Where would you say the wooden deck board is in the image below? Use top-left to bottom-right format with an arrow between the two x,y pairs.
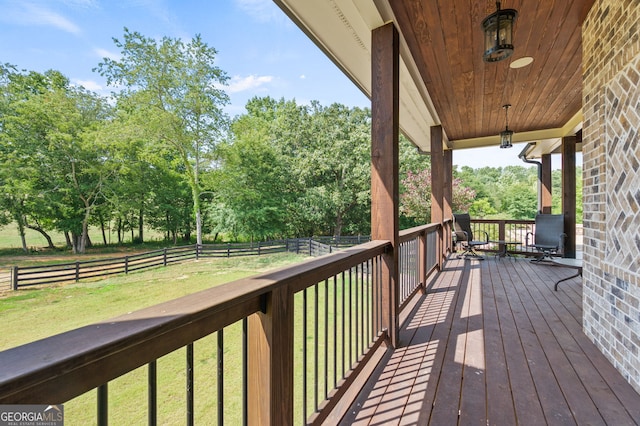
343,257 -> 640,426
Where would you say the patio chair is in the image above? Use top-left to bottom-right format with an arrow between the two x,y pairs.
453,213 -> 489,259
526,214 -> 567,262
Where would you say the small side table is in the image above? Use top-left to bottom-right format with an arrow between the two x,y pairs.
551,258 -> 583,291
490,241 -> 520,259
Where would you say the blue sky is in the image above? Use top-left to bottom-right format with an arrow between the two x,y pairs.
0,0 -> 552,168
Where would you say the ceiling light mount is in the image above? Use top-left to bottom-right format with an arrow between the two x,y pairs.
500,104 -> 514,149
482,2 -> 518,63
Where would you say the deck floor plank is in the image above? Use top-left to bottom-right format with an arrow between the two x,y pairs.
503,260 -> 592,425
522,260 -> 640,424
428,260 -> 474,426
343,257 -> 640,426
488,259 -> 548,425
458,262 -> 487,426
482,259 -> 518,425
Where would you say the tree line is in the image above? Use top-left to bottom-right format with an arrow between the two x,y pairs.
0,29 -> 576,254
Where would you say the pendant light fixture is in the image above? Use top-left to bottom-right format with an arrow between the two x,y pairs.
500,104 -> 513,149
482,2 -> 518,62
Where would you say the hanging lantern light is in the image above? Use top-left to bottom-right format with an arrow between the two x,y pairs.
482,2 -> 518,62
500,104 -> 514,148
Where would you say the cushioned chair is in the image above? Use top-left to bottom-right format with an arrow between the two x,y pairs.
453,213 -> 489,259
526,214 -> 567,262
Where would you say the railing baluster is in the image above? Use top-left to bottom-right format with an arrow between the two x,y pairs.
349,268 -> 353,368
148,361 -> 157,426
302,287 -> 308,422
217,329 -> 224,426
97,383 -> 108,426
361,262 -> 365,353
333,275 -> 338,388
314,282 -> 319,412
186,343 -> 194,426
242,318 -> 248,426
367,259 -> 374,342
341,271 -> 346,378
324,278 -> 329,399
355,265 -> 360,360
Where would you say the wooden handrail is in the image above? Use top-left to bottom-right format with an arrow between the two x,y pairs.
0,240 -> 390,405
399,223 -> 440,242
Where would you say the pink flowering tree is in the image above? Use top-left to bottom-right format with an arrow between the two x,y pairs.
400,169 -> 475,223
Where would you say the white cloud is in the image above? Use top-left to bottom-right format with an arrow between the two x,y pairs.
299,74 -> 306,80
61,0 -> 98,8
94,47 -> 121,61
234,0 -> 286,23
10,2 -> 83,34
225,74 -> 274,93
72,79 -> 103,92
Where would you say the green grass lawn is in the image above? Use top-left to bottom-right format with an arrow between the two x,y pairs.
0,221 -> 156,250
0,252 -> 311,425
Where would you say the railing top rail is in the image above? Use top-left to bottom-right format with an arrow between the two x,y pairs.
0,239 -> 390,404
399,223 -> 440,242
469,219 -> 535,224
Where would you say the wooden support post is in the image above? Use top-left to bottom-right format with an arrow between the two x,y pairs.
443,149 -> 453,255
371,22 -> 400,348
431,125 -> 445,268
541,154 -> 552,214
562,136 -> 577,258
247,286 -> 294,425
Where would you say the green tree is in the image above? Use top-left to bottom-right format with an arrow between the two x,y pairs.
469,198 -> 497,218
95,28 -> 230,245
300,102 -> 371,237
217,110 -> 289,240
400,168 -> 476,223
501,183 -> 538,219
0,66 -> 113,253
217,98 -> 372,240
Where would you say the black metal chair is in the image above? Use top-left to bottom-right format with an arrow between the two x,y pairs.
453,213 -> 489,259
526,214 -> 567,262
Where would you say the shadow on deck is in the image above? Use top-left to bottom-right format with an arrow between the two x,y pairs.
343,256 -> 640,425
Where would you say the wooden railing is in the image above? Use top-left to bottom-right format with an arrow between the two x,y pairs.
398,223 -> 440,310
0,224 -> 442,425
468,219 -> 537,256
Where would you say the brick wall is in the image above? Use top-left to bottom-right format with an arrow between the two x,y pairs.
582,0 -> 640,393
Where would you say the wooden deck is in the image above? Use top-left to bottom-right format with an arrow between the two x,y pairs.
342,256 -> 640,425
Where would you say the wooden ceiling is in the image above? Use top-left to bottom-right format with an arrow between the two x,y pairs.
274,0 -> 595,153
389,0 -> 595,144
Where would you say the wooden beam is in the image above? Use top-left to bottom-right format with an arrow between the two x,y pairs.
562,136 -> 577,258
371,22 -> 400,348
541,154 -> 552,214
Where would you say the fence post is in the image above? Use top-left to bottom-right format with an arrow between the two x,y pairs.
196,244 -> 200,260
125,256 -> 129,274
308,238 -> 312,257
227,243 -> 231,258
12,266 -> 18,291
163,248 -> 167,266
258,241 -> 261,256
75,262 -> 80,282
